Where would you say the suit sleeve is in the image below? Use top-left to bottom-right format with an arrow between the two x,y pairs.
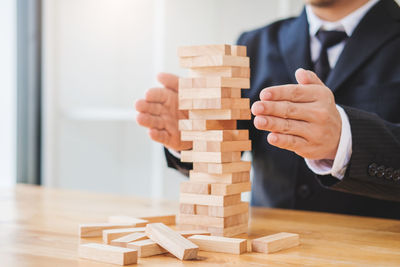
315,106 -> 400,202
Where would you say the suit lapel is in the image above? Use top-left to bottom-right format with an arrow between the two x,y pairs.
326,0 -> 400,91
278,9 -> 313,84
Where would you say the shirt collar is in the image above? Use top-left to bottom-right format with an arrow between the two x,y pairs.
306,0 -> 380,37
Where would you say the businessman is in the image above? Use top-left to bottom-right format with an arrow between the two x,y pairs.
135,0 -> 400,219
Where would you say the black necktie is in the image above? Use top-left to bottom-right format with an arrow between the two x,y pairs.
314,30 -> 348,82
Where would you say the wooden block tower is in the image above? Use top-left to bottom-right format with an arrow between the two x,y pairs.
177,44 -> 252,237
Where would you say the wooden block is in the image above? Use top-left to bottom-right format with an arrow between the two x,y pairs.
189,171 -> 250,184
180,181 -> 210,194
230,45 -> 247,57
180,193 -> 241,207
178,213 -> 248,228
139,215 -> 176,225
145,223 -> 198,260
127,239 -> 167,258
103,227 -> 146,244
180,203 -> 196,214
181,130 -> 248,142
208,223 -> 248,237
193,140 -> 251,152
179,55 -> 249,68
179,77 -> 250,89
177,230 -> 211,238
110,232 -> 148,248
251,232 -> 300,254
179,87 -> 241,99
176,224 -> 208,231
108,216 -> 148,226
79,243 -> 137,265
193,161 -> 251,174
207,202 -> 249,218
188,235 -> 246,254
189,109 -> 251,120
179,98 -> 249,110
181,151 -> 241,163
189,66 -> 250,78
79,223 -> 136,238
178,44 -> 231,57
194,205 -> 209,215
211,182 -> 252,195
179,120 -> 237,131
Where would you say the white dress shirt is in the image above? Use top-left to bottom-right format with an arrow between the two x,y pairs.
304,0 -> 379,179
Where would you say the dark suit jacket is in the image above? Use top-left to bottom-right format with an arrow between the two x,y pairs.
165,0 -> 400,219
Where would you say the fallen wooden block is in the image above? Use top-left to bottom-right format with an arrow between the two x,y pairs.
79,223 -> 136,238
180,181 -> 210,195
181,151 -> 241,163
110,232 -> 148,247
193,161 -> 251,174
179,120 -> 237,131
188,235 -> 247,254
189,66 -> 250,78
211,182 -> 252,196
179,55 -> 249,68
178,44 -> 231,57
207,223 -> 248,237
108,216 -> 148,226
179,77 -> 249,89
193,140 -> 251,152
139,215 -> 176,225
181,130 -> 248,142
178,212 -> 249,228
145,223 -> 198,260
127,239 -> 167,258
103,227 -> 146,244
179,98 -> 249,110
177,229 -> 211,238
180,193 -> 241,207
189,171 -> 250,184
178,87 -> 241,99
79,243 -> 137,265
252,232 -> 300,254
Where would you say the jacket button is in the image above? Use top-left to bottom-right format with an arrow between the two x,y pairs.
384,168 -> 394,180
368,163 -> 378,176
394,169 -> 400,182
297,184 -> 311,199
376,165 -> 385,178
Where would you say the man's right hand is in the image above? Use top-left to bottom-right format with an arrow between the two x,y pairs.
135,72 -> 192,151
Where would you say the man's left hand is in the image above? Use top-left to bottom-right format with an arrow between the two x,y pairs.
251,68 -> 341,160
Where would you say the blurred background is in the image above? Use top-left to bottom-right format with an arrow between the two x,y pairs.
1,0 -> 307,200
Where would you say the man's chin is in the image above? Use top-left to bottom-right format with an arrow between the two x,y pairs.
305,0 -> 338,7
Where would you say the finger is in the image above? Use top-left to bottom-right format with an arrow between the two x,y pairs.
267,132 -> 308,152
295,68 -> 324,85
157,72 -> 179,91
251,100 -> 315,121
148,128 -> 170,145
136,113 -> 165,130
259,84 -> 318,103
253,115 -> 311,139
135,99 -> 164,116
145,88 -> 168,103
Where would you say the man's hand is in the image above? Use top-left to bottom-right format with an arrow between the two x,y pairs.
135,73 -> 192,151
251,68 -> 341,160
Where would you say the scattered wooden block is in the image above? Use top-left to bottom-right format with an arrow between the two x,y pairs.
139,215 -> 176,225
251,232 -> 300,254
177,229 -> 211,238
230,45 -> 247,57
110,232 -> 148,248
181,151 -> 241,163
178,44 -> 231,57
179,55 -> 249,68
189,109 -> 251,120
180,181 -> 210,194
207,223 -> 248,237
79,223 -> 136,238
179,120 -> 237,131
179,87 -> 241,99
188,235 -> 247,254
193,161 -> 251,174
181,130 -> 248,142
179,77 -> 250,89
79,243 -> 137,265
211,182 -> 251,195
145,223 -> 198,260
179,98 -> 249,110
127,239 -> 167,258
178,213 -> 249,228
193,140 -> 251,152
180,193 -> 241,207
189,66 -> 250,78
108,216 -> 148,226
189,171 -> 250,184
103,227 -> 146,244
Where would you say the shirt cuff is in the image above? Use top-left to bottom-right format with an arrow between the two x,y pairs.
168,148 -> 181,159
305,105 -> 352,180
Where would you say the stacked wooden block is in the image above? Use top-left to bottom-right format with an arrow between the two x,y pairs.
177,44 -> 252,237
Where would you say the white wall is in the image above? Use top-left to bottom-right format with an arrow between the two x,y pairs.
42,0 -> 303,199
0,0 -> 16,187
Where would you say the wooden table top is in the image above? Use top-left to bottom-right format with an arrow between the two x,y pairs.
1,184 -> 400,266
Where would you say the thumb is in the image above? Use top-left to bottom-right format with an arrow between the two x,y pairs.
295,68 -> 324,85
157,72 -> 179,91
